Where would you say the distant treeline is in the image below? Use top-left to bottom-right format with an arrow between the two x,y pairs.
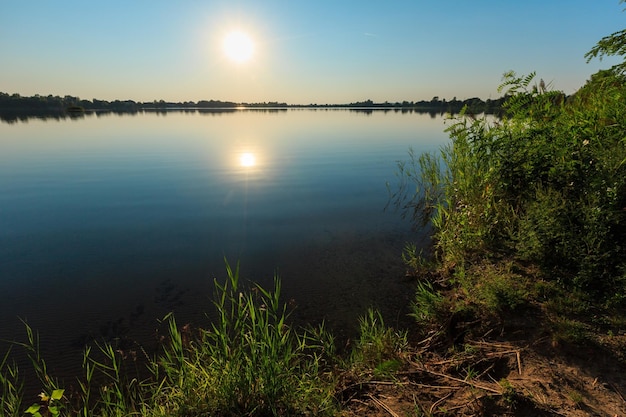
0,92 -> 507,122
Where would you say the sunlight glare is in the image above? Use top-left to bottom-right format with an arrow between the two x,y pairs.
223,31 -> 254,63
240,152 -> 256,167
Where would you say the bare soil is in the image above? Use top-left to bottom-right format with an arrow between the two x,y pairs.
338,309 -> 626,417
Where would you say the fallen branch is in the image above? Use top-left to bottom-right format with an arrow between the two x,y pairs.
338,380 -> 407,396
429,392 -> 453,415
471,341 -> 518,350
484,349 -> 521,356
427,369 -> 501,394
444,394 -> 488,412
408,360 -> 501,394
368,394 -> 400,417
407,381 -> 460,390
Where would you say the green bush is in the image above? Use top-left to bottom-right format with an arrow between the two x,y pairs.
394,65 -> 626,300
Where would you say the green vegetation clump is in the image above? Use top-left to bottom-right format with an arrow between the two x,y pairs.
348,309 -> 407,378
1,262 -> 339,417
394,69 -> 626,306
1,264 -> 419,417
154,261 -> 337,416
389,16 -> 626,357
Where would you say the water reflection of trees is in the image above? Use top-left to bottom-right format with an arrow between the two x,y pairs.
0,107 -> 487,124
1,91 -> 508,123
1,108 -> 295,123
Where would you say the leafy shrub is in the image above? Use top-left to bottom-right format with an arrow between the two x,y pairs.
394,65 -> 626,301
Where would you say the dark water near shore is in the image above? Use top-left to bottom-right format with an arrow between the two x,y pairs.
0,109 -> 448,379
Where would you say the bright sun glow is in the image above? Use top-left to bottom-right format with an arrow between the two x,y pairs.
240,152 -> 256,167
223,31 -> 254,63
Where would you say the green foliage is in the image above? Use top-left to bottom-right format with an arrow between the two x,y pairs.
350,309 -> 407,376
394,24 -> 626,325
25,389 -> 65,417
0,349 -> 23,417
154,260 -> 337,416
498,378 -> 516,405
463,262 -> 530,313
401,243 -> 433,275
0,262 -> 338,417
585,1 -> 626,75
395,63 -> 626,301
391,111 -> 512,267
409,281 -> 447,324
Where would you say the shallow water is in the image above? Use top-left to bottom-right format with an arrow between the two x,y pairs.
0,109 -> 448,377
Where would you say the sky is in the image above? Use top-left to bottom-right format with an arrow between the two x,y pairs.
1,1 -> 624,104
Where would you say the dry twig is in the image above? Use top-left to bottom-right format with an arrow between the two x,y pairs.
368,395 -> 400,417
429,392 -> 453,415
408,360 -> 501,394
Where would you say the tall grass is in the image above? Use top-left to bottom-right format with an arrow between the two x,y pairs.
391,112 -> 510,268
1,261 -> 338,416
349,309 -> 407,378
154,260 -> 337,416
0,348 -> 23,417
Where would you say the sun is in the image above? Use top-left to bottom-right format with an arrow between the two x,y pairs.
239,152 -> 256,167
222,30 -> 254,63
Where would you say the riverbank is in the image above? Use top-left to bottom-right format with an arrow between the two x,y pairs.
339,259 -> 626,417
4,257 -> 626,416
5,22 -> 626,417
363,35 -> 626,414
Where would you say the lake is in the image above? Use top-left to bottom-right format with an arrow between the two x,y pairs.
0,109 -> 449,378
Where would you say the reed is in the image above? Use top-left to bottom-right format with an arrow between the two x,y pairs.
153,260 -> 337,416
1,260 -> 338,417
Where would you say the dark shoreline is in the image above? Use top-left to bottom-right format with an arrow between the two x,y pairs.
0,90 -> 508,124
0,105 -> 501,124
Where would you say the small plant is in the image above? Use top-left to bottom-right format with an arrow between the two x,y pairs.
499,378 -> 516,405
351,308 -> 407,375
373,359 -> 402,378
0,349 -> 23,417
567,389 -> 584,406
459,262 -> 530,314
25,389 -> 64,417
402,243 -> 434,275
411,394 -> 431,417
463,365 -> 477,381
409,280 -> 446,324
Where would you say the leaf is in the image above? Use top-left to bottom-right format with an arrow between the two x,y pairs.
51,388 -> 64,400
25,403 -> 41,414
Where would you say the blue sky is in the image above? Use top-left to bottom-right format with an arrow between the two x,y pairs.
1,1 -> 624,104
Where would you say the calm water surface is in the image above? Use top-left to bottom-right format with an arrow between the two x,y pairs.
0,109 -> 448,376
